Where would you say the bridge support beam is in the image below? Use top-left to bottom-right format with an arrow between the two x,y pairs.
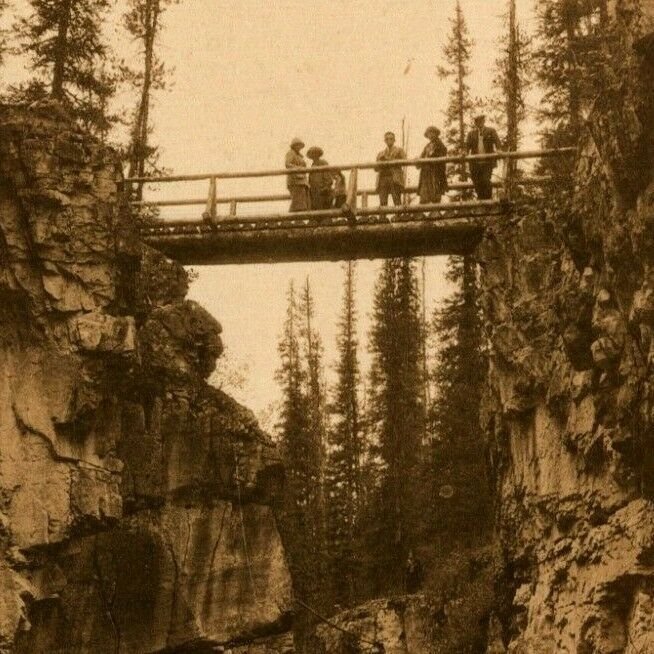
143,217 -> 487,265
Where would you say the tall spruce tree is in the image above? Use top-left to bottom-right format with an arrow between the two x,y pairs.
367,258 -> 425,592
487,0 -> 531,189
533,0 -> 610,147
433,2 -> 486,548
276,280 -> 326,648
122,0 -> 179,197
0,1 -> 8,70
325,262 -> 363,608
12,0 -> 116,134
438,0 -> 474,180
429,257 -> 489,552
494,0 -> 530,152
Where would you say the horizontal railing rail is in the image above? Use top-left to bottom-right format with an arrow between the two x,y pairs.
127,148 -> 575,225
130,177 -> 552,209
124,148 -> 576,184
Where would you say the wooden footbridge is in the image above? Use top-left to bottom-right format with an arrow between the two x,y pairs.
127,148 -> 575,265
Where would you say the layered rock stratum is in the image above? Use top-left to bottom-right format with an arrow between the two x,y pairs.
479,9 -> 654,654
0,104 -> 292,654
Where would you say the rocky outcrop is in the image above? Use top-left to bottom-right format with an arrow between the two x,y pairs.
310,586 -> 495,654
479,11 -> 654,653
0,104 -> 292,653
311,595 -> 441,653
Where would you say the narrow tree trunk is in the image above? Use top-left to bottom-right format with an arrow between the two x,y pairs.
456,1 -> 467,181
506,0 -> 519,182
128,0 -> 161,199
51,0 -> 73,99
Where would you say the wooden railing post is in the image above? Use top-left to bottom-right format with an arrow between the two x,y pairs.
343,168 -> 358,224
361,191 -> 368,209
203,176 -> 217,223
229,200 -> 237,217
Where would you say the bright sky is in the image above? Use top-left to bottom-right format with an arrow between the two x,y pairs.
3,0 -> 538,423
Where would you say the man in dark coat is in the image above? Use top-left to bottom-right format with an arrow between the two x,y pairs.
306,146 -> 334,210
285,137 -> 310,212
417,126 -> 448,204
465,115 -> 502,200
375,131 -> 406,207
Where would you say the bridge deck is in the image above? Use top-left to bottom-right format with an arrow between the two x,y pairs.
141,205 -> 498,265
131,148 -> 573,265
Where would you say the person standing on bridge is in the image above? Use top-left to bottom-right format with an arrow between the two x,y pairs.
375,131 -> 406,207
417,126 -> 448,205
306,146 -> 334,210
285,137 -> 310,212
465,115 -> 502,200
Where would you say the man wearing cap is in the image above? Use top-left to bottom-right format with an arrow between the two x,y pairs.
465,115 -> 502,200
417,126 -> 448,205
306,146 -> 334,210
375,131 -> 407,207
285,138 -> 310,212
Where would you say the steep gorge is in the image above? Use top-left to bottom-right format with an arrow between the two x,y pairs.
1,6 -> 654,652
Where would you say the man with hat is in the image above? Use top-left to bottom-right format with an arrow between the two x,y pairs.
465,115 -> 502,200
285,138 -> 310,212
306,146 -> 334,210
417,126 -> 448,205
375,131 -> 407,208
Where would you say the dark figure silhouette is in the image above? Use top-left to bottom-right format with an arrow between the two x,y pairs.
404,550 -> 424,594
465,115 -> 502,200
417,125 -> 448,204
375,131 -> 406,207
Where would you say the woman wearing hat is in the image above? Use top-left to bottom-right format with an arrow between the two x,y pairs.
285,138 -> 310,212
417,126 -> 448,205
306,146 -> 334,210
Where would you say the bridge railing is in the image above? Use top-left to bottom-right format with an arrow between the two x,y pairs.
125,148 -> 576,225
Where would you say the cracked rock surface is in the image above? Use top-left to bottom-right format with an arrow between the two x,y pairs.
479,15 -> 654,653
0,104 -> 291,653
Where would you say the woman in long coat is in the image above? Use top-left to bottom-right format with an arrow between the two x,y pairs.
417,126 -> 448,204
285,137 -> 310,212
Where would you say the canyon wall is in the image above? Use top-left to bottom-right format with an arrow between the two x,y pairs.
480,10 -> 654,653
0,103 -> 292,654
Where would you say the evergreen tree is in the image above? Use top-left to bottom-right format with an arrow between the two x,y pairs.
325,262 -> 363,608
367,258 -> 425,592
428,2 -> 490,554
533,0 -> 610,147
429,257 -> 489,552
494,0 -> 530,153
487,0 -> 531,191
438,0 -> 474,180
12,0 -> 116,135
122,0 -> 179,198
0,1 -> 8,70
276,280 -> 326,648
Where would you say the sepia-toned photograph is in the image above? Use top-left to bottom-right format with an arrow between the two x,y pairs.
0,0 -> 653,652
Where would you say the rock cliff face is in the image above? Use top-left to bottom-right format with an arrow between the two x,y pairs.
479,12 -> 654,654
0,104 -> 292,653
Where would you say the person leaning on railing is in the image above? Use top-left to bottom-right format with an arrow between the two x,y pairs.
285,137 -> 310,212
417,126 -> 448,204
